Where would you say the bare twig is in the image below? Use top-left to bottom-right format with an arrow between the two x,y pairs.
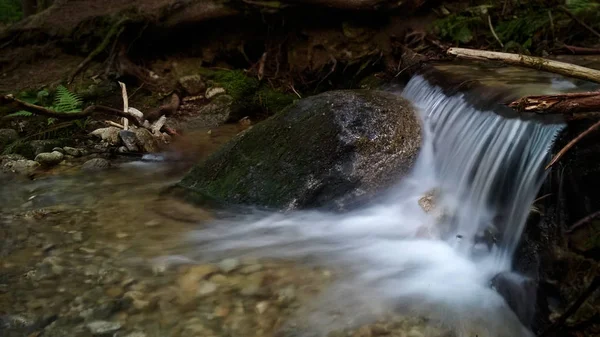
559,6 -> 600,40
258,52 -> 267,81
119,81 -> 130,130
566,210 -> 600,233
546,119 -> 600,170
105,120 -> 125,128
290,85 -> 302,98
487,15 -> 504,48
548,10 -> 555,42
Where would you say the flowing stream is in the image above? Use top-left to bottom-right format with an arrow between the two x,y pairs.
0,66 -> 587,337
185,75 -> 565,337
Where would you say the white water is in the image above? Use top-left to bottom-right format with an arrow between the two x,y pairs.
184,75 -> 564,337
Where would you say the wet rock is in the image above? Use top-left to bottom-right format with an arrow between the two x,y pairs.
133,128 -> 159,153
239,264 -> 263,274
170,95 -> 233,130
63,147 -> 83,157
1,159 -> 39,175
124,332 -> 147,337
86,320 -> 122,336
0,129 -> 18,151
81,158 -> 111,171
255,301 -> 269,314
196,281 -> 218,297
30,139 -> 72,156
178,90 -> 421,210
179,75 -> 206,96
52,147 -> 64,153
91,127 -> 121,145
119,130 -> 140,152
218,258 -> 240,273
34,151 -> 64,167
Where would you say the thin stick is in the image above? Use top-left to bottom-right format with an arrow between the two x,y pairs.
566,209 -> 600,233
119,81 -> 129,130
488,15 -> 504,48
546,119 -> 600,170
548,10 -> 555,42
105,120 -> 125,128
290,85 -> 302,98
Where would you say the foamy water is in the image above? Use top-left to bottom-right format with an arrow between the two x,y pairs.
182,76 -> 564,337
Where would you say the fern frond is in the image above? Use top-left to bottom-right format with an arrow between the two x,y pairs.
5,110 -> 33,117
52,85 -> 83,113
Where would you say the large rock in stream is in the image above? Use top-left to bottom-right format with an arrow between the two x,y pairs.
177,90 -> 421,209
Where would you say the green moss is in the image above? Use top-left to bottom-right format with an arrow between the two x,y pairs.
199,68 -> 294,115
254,87 -> 295,114
0,0 -> 22,24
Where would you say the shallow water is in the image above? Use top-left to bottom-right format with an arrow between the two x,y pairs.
0,64 -> 591,337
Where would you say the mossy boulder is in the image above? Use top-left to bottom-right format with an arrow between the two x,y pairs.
177,89 -> 421,210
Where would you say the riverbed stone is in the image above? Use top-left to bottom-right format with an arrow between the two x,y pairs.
133,128 -> 159,153
119,130 -> 140,152
86,320 -> 122,336
63,146 -> 83,157
179,74 -> 206,96
81,158 -> 111,171
35,151 -> 65,166
177,90 -> 421,209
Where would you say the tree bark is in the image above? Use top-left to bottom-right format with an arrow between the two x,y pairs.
507,91 -> 600,120
447,47 -> 600,84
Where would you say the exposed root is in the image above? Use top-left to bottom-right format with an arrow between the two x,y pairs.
566,210 -> 600,233
546,119 -> 600,170
145,94 -> 181,122
68,18 -> 129,84
1,94 -> 145,126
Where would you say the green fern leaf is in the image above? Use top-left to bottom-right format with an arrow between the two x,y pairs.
52,85 -> 83,113
5,110 -> 33,117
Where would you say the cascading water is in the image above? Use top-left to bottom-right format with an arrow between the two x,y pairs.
183,75 -> 564,337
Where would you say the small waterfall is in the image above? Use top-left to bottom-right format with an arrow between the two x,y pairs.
184,75 -> 564,337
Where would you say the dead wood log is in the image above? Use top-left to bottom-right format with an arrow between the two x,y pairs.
447,47 -> 600,84
507,92 -> 600,120
546,119 -> 600,170
0,94 -> 144,126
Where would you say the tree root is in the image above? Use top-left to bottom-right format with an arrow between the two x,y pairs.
1,94 -> 144,126
567,209 -> 600,233
68,18 -> 129,84
546,119 -> 600,170
145,94 -> 181,122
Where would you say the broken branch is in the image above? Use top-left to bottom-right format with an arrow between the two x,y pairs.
447,47 -> 600,84
507,91 -> 600,118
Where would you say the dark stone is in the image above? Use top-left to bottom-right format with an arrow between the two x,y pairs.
118,130 -> 139,152
81,158 -> 111,171
177,89 -> 421,210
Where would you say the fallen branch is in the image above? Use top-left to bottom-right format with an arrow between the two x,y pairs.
119,81 -> 130,130
546,119 -> 600,170
507,91 -> 600,118
447,47 -> 600,84
1,94 -> 144,126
